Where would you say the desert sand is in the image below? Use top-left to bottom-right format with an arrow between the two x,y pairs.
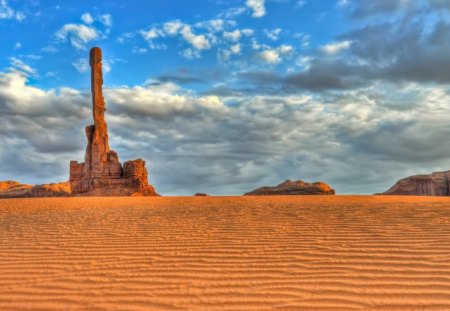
1,196 -> 450,310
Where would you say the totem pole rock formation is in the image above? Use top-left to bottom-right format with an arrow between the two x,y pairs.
69,47 -> 158,196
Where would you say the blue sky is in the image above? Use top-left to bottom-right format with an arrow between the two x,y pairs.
2,0 -> 450,195
1,0 -> 352,90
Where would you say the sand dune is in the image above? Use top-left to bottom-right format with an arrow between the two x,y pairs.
1,196 -> 450,310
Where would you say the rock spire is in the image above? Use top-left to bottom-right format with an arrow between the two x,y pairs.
70,47 -> 158,196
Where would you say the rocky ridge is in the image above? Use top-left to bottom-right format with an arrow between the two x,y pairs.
0,181 -> 71,198
244,180 -> 336,196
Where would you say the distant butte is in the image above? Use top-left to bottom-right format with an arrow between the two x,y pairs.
69,47 -> 158,196
244,180 -> 336,196
382,171 -> 450,196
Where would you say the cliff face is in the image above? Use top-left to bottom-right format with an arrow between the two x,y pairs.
244,180 -> 336,196
383,171 -> 450,196
69,47 -> 158,197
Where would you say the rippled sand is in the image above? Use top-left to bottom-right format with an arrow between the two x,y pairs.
1,196 -> 450,310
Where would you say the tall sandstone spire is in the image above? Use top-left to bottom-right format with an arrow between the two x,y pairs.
70,47 -> 158,196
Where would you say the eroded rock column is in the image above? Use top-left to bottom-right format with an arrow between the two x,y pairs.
88,47 -> 110,178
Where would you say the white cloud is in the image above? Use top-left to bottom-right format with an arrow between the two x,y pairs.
221,44 -> 242,61
195,19 -> 226,32
246,0 -> 266,17
181,48 -> 201,59
14,42 -> 21,49
337,0 -> 349,6
72,58 -> 89,73
320,40 -> 353,55
180,25 -> 210,50
0,0 -> 24,21
259,49 -> 281,64
294,32 -> 311,48
259,45 -> 294,64
141,20 -> 213,55
223,29 -> 254,41
132,47 -> 147,54
230,44 -> 241,54
163,21 -> 183,35
9,57 -> 36,76
264,28 -> 282,41
73,56 -> 119,73
99,14 -> 112,27
15,11 -> 24,21
81,13 -> 94,24
219,7 -> 247,19
3,67 -> 450,195
141,27 -> 164,40
56,12 -> 112,49
102,60 -> 112,73
279,44 -> 294,54
55,24 -> 99,50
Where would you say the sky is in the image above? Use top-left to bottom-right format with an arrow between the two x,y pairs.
1,0 -> 450,195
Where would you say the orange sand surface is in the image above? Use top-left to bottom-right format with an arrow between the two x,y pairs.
1,196 -> 450,310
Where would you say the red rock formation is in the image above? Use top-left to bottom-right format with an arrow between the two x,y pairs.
0,181 -> 70,198
244,180 -> 336,196
70,47 -> 158,196
382,171 -> 450,196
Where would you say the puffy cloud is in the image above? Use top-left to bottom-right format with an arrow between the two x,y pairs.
195,19 -> 226,32
163,20 -> 184,35
3,68 -> 450,194
55,13 -> 112,49
55,24 -> 99,49
246,0 -> 266,18
0,0 -> 25,21
99,14 -> 113,27
264,28 -> 282,41
258,45 -> 293,64
259,49 -> 281,64
223,29 -> 254,41
141,20 -> 212,54
320,40 -> 352,55
81,13 -> 94,24
180,25 -> 211,50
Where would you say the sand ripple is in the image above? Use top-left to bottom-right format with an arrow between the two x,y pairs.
1,196 -> 450,310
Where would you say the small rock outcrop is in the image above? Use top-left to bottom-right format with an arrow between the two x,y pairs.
70,47 -> 158,196
244,180 -> 336,196
194,193 -> 209,196
0,181 -> 71,198
382,171 -> 450,196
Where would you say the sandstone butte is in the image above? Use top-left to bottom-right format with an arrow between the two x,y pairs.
69,47 -> 158,197
244,180 -> 336,196
0,47 -> 158,198
382,171 -> 450,196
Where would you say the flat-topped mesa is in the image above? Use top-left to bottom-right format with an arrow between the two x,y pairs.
70,47 -> 158,196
